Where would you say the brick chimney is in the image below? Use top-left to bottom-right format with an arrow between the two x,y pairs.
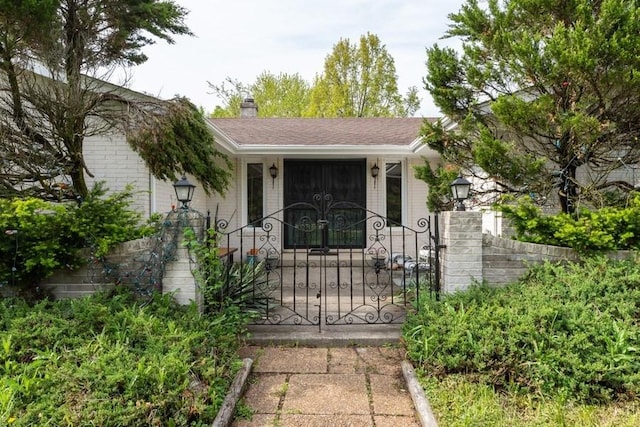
240,98 -> 258,118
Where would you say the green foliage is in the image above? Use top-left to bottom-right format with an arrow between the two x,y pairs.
413,162 -> 460,212
0,0 -> 194,200
128,97 -> 232,196
0,184 -> 158,293
404,257 -> 640,403
72,183 -> 160,257
0,288 -> 245,425
0,198 -> 75,293
420,373 -> 640,426
183,228 -> 267,319
308,32 -> 418,117
209,72 -> 311,118
208,33 -> 420,118
423,0 -> 640,212
498,195 -> 640,253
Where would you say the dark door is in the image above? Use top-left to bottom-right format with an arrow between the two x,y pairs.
284,159 -> 366,249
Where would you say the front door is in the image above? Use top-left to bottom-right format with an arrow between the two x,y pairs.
283,159 -> 366,249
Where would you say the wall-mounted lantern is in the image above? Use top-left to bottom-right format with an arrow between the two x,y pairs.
371,163 -> 380,188
269,163 -> 278,188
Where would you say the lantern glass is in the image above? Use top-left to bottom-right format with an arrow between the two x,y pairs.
173,176 -> 196,208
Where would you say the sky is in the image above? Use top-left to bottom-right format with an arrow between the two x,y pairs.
125,0 -> 466,118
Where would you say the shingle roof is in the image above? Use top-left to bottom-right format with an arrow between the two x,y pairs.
208,117 -> 434,146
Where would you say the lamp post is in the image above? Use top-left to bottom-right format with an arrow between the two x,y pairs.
173,175 -> 196,210
450,174 -> 471,211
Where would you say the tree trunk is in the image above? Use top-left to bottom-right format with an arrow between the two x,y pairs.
558,164 -> 577,214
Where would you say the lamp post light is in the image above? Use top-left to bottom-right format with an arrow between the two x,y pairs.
450,174 -> 472,211
173,175 -> 196,210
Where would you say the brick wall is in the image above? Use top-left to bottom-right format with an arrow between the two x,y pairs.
440,211 -> 635,292
42,211 -> 206,306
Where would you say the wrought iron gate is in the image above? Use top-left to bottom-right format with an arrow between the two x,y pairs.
215,193 -> 440,330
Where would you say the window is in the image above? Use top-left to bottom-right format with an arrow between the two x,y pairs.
386,162 -> 402,226
247,163 -> 263,226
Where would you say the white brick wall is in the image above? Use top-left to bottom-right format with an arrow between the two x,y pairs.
84,131 -> 152,216
162,246 -> 199,306
441,211 -> 484,293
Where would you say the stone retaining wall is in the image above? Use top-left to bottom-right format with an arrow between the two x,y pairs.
482,234 -> 579,285
41,237 -> 155,299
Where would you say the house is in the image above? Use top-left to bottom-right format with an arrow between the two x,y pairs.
84,98 -> 441,260
206,100 -> 440,258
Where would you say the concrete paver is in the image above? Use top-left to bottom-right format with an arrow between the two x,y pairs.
231,346 -> 421,427
252,347 -> 328,374
284,373 -> 370,414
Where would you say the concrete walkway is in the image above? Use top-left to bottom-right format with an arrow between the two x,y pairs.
231,345 -> 422,427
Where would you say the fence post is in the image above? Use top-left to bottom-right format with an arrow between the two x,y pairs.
440,211 -> 483,293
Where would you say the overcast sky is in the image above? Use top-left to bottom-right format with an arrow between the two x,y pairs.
125,0 -> 466,117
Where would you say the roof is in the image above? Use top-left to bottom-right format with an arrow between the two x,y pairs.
208,117 -> 433,146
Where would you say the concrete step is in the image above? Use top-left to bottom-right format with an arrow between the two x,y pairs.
246,323 -> 403,347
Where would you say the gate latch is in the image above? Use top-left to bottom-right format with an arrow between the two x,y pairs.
317,219 -> 328,229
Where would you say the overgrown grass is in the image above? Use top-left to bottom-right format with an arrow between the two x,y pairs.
420,374 -> 640,427
0,288 -> 247,426
404,257 -> 640,426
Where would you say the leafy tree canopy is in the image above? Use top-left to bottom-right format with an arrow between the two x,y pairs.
127,97 -> 232,195
420,0 -> 640,213
209,33 -> 420,118
308,32 -> 419,118
0,0 -> 230,200
209,72 -> 311,118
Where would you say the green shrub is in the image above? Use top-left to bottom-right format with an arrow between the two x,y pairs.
497,195 -> 640,253
0,288 -> 245,426
71,183 -> 161,257
404,257 -> 640,403
0,183 -> 159,295
0,198 -> 78,292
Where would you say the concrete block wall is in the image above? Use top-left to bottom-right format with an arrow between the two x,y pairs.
441,211 -> 582,292
41,238 -> 155,299
440,211 -> 638,292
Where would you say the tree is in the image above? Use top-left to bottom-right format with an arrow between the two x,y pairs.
421,0 -> 640,213
209,33 -> 420,119
307,32 -> 420,118
208,72 -> 310,118
0,0 -> 231,201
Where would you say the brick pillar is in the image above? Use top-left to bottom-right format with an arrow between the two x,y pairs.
441,211 -> 483,293
162,210 -> 205,308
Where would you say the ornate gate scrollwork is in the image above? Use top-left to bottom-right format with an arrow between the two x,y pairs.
214,193 -> 440,330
